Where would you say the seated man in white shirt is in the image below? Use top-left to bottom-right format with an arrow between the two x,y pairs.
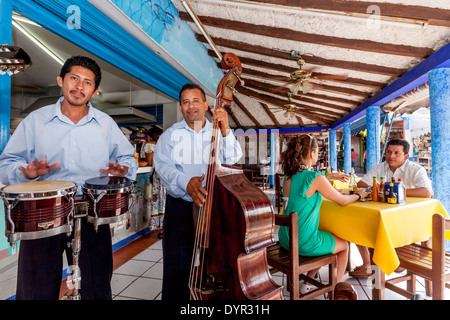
357,138 -> 432,197
349,138 -> 432,277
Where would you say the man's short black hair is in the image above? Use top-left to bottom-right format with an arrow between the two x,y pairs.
59,56 -> 102,89
179,83 -> 206,103
386,138 -> 410,154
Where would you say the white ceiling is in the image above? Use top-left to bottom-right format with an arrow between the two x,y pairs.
173,0 -> 450,129
10,13 -> 174,122
9,1 -> 450,131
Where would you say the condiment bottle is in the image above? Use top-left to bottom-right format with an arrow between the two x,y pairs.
378,177 -> 385,202
387,182 -> 397,204
372,176 -> 378,201
349,167 -> 357,194
397,178 -> 405,203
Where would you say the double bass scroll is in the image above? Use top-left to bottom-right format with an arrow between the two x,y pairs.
188,53 -> 283,300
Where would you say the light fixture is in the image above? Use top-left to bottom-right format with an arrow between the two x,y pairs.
12,19 -> 65,66
181,0 -> 223,60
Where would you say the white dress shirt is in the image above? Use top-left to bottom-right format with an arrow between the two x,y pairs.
361,160 -> 432,191
0,97 -> 137,189
154,118 -> 243,202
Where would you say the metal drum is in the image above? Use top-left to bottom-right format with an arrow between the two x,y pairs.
82,176 -> 133,229
1,180 -> 77,244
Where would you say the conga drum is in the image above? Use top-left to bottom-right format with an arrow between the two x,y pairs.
82,176 -> 133,229
0,180 -> 77,244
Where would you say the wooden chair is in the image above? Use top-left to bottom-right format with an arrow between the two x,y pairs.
267,212 -> 338,300
274,173 -> 284,213
251,169 -> 267,190
385,213 -> 450,300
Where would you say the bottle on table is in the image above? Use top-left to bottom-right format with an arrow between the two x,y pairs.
378,176 -> 385,202
387,182 -> 397,204
397,178 -> 406,203
349,167 -> 357,194
372,176 -> 378,201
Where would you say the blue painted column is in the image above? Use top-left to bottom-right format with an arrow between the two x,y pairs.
329,130 -> 337,171
269,131 -> 275,188
366,106 -> 380,172
343,123 -> 351,174
429,68 -> 450,212
0,0 -> 12,153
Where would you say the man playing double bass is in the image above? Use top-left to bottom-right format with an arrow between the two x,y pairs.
154,83 -> 242,300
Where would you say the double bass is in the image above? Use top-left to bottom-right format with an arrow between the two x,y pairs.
188,53 -> 283,300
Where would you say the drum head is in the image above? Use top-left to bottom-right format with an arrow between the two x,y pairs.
2,180 -> 77,198
83,176 -> 132,190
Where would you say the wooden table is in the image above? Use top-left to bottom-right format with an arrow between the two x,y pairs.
319,197 -> 448,299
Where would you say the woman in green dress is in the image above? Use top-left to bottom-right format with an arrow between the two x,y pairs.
278,135 -> 370,287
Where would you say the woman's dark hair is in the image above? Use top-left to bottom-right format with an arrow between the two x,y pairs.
386,138 -> 410,154
59,56 -> 102,89
179,83 -> 206,102
148,127 -> 162,140
281,135 -> 318,177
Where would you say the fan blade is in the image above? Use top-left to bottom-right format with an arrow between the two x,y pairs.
271,85 -> 290,93
289,82 -> 303,94
271,75 -> 293,82
315,74 -> 348,81
302,81 -> 314,94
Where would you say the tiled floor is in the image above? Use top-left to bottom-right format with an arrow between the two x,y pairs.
111,233 -> 163,300
107,228 -> 447,301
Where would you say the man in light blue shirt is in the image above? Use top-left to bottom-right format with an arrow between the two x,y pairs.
0,97 -> 137,187
154,83 -> 242,300
0,56 -> 137,300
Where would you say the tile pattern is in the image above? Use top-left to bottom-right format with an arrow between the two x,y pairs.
112,234 -> 163,300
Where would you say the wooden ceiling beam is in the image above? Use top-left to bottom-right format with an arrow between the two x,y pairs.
238,64 -> 383,89
295,116 -> 305,126
236,85 -> 337,125
237,54 -> 383,89
223,105 -> 242,128
297,91 -> 361,106
197,34 -> 405,77
180,12 -> 432,57
233,96 -> 262,127
242,69 -> 361,105
210,50 -> 379,96
243,78 -> 352,112
245,0 -> 450,27
260,102 -> 282,127
240,83 -> 346,118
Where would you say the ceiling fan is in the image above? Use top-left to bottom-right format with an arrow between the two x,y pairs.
274,51 -> 348,95
273,93 -> 299,120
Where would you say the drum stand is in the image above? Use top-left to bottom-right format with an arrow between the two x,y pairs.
62,201 -> 87,300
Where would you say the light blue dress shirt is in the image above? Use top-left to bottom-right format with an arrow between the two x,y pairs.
154,118 -> 243,202
0,97 -> 138,190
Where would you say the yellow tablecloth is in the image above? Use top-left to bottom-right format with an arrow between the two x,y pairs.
319,197 -> 448,275
329,177 -> 361,189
